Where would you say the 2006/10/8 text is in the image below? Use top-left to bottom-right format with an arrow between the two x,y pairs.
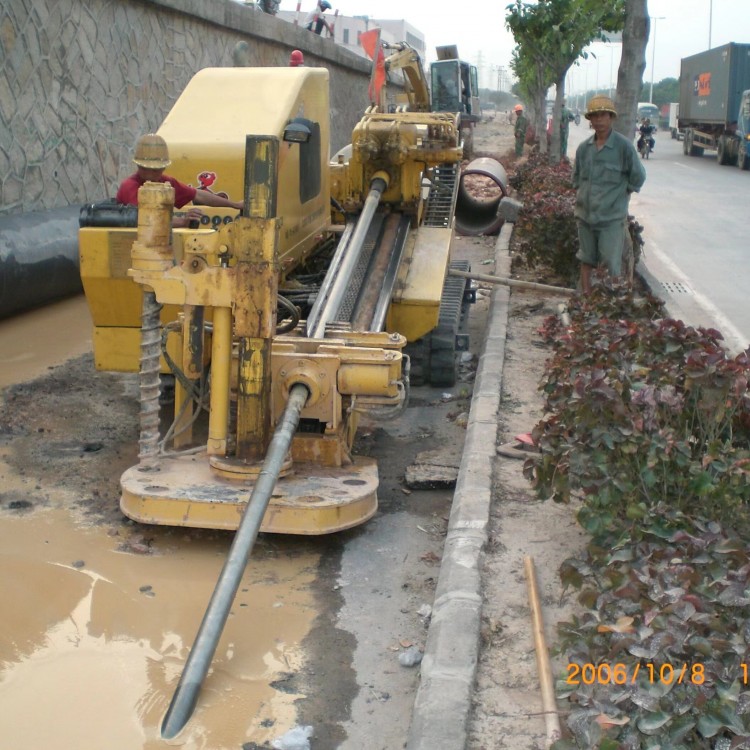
564,662 -> 742,686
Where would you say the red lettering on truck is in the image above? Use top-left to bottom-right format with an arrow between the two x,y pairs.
693,72 -> 712,96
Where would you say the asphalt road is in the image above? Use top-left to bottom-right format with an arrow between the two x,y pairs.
568,121 -> 750,352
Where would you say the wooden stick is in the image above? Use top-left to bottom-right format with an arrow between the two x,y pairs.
449,268 -> 575,296
524,555 -> 562,747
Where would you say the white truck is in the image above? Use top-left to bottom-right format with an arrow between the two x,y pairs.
668,102 -> 682,140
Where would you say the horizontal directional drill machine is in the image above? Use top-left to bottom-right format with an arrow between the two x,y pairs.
79,65 -> 472,537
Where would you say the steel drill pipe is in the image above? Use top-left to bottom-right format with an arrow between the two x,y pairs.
161,382 -> 310,739
308,172 -> 389,338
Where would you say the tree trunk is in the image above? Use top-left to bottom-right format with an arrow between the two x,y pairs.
536,63 -> 548,154
614,0 -> 649,139
548,75 -> 566,164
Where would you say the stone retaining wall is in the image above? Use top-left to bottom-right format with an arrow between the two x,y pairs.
0,0 -> 375,217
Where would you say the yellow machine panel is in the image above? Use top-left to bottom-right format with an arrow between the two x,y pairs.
159,67 -> 331,267
80,67 -> 333,373
387,226 -> 454,342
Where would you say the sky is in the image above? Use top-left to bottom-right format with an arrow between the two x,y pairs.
278,0 -> 750,94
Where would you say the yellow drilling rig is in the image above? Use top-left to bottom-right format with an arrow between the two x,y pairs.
79,61 -> 472,537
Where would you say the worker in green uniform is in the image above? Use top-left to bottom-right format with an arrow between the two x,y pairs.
513,104 -> 528,157
572,96 -> 646,294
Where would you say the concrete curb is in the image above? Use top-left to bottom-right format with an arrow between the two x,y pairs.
635,261 -> 682,324
406,223 -> 513,750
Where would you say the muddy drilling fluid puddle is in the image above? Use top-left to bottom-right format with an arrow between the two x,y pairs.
0,504 -> 320,749
0,295 -> 93,390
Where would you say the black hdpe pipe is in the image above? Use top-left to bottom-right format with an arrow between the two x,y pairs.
161,382 -> 310,740
79,199 -> 138,228
0,206 -> 84,319
454,157 -> 508,236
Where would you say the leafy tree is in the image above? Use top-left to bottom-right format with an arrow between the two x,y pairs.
479,87 -> 518,110
641,77 -> 679,109
506,0 -> 625,162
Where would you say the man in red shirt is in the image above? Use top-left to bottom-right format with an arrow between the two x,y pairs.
116,134 -> 243,227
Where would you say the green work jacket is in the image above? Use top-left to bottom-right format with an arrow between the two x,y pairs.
514,114 -> 528,139
572,128 -> 646,227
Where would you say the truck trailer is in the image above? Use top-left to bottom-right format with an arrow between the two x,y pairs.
678,42 -> 750,169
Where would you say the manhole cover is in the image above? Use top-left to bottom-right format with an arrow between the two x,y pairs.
660,281 -> 693,294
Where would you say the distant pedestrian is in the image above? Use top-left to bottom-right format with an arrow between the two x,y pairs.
560,100 -> 575,156
304,0 -> 333,36
513,104 -> 528,157
572,96 -> 646,294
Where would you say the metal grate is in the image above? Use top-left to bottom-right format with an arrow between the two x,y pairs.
660,281 -> 693,295
423,163 -> 459,228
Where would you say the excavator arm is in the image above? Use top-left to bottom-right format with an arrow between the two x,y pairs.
382,42 -> 431,112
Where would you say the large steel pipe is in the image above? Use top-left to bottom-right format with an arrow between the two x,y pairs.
0,206 -> 82,319
454,158 -> 508,236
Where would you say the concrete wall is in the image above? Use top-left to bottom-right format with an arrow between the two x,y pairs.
0,0 -> 378,217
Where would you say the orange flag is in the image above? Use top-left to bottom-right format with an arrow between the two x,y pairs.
359,28 -> 386,107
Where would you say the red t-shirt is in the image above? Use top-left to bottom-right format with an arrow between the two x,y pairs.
116,174 -> 197,209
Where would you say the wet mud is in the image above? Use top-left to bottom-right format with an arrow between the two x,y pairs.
0,224 -> 491,747
0,310 -> 326,748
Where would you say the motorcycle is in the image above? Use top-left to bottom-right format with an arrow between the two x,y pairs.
637,135 -> 654,160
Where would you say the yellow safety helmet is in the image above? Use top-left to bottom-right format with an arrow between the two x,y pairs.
585,95 -> 617,119
133,133 -> 171,169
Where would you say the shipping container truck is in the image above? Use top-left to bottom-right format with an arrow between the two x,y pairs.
678,42 -> 750,169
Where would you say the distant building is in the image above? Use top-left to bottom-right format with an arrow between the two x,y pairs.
276,10 -> 426,61
368,19 -> 426,59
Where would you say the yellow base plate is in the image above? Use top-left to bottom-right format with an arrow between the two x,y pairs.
120,454 -> 378,535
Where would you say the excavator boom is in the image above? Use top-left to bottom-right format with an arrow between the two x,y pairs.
383,42 -> 431,112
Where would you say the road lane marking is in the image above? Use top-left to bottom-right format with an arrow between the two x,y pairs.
674,162 -> 699,171
647,238 -> 748,353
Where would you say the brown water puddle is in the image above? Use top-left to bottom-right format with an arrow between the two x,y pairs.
0,295 -> 93,389
0,502 -> 319,749
0,296 -> 321,747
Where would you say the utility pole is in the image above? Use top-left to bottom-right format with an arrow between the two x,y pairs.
649,17 -> 666,104
475,50 -> 485,88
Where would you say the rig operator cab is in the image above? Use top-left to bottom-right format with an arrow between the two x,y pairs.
430,45 -> 480,157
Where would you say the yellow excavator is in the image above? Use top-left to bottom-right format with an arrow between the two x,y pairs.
381,41 -> 481,157
79,63 -> 471,537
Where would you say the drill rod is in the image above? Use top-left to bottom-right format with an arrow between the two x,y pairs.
448,268 -> 574,296
161,382 -> 310,739
308,175 -> 388,338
